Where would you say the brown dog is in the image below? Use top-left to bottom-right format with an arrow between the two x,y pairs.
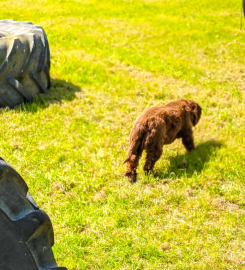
124,99 -> 202,183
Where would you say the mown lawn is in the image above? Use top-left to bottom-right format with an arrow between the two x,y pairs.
1,0 -> 245,269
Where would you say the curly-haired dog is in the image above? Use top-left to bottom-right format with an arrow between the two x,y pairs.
124,99 -> 202,183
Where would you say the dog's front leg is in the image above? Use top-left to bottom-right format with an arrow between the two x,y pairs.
181,128 -> 195,152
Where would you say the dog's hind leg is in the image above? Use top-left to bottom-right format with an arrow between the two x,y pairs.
125,145 -> 143,183
124,124 -> 145,183
143,127 -> 165,174
144,144 -> 163,174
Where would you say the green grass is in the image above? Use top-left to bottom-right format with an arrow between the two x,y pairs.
1,0 -> 245,269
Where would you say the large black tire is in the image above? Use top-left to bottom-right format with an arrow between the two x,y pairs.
0,20 -> 51,108
0,158 -> 67,270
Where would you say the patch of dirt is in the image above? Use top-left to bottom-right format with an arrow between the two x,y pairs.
212,197 -> 240,211
93,190 -> 107,201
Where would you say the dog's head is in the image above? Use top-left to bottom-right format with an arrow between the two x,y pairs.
187,100 -> 202,126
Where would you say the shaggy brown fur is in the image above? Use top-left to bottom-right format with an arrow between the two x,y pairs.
124,99 -> 202,183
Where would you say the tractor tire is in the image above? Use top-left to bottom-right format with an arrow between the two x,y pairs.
0,158 -> 67,270
0,20 -> 51,108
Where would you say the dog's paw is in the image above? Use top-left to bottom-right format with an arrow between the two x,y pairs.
187,146 -> 195,152
125,172 -> 137,183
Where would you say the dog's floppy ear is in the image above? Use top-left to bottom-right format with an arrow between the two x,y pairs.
189,102 -> 202,126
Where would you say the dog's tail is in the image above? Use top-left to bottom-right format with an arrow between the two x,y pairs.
124,124 -> 146,164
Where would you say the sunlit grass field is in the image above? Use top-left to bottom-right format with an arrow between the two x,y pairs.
1,0 -> 245,269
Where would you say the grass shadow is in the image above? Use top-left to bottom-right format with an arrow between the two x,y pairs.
15,79 -> 82,113
155,140 -> 224,179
